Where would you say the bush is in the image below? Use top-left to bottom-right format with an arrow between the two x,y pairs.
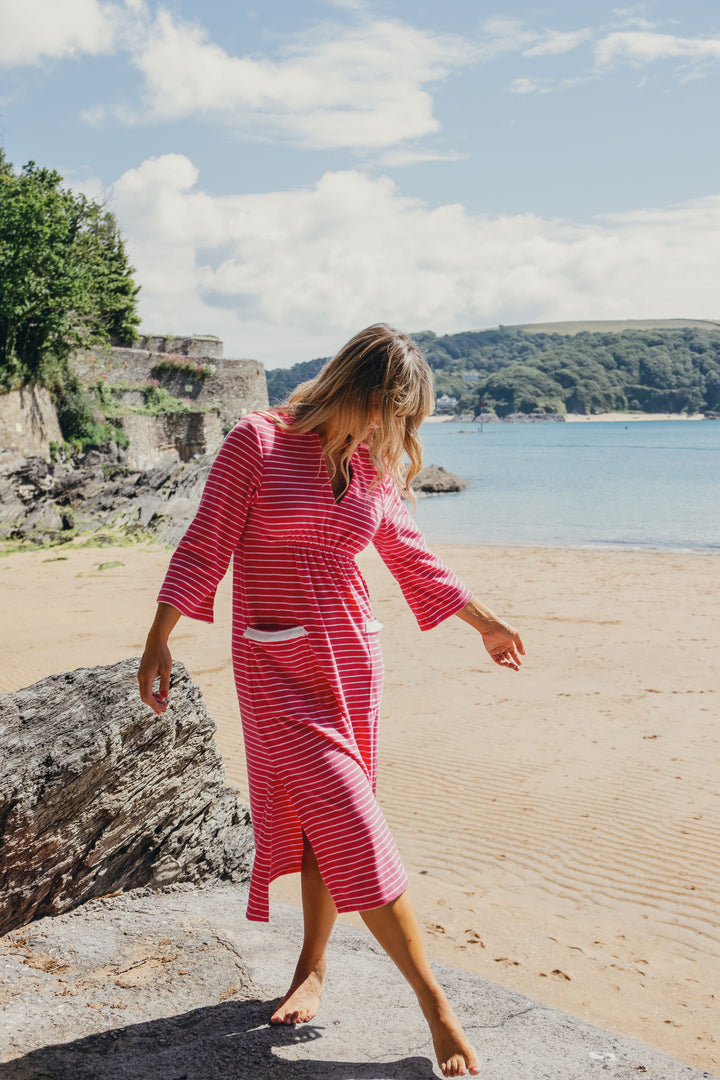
151,356 -> 213,379
54,379 -> 127,450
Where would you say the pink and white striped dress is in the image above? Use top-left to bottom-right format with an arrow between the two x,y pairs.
158,412 -> 471,921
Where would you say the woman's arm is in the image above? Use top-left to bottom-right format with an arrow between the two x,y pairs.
372,476 -> 525,668
456,596 -> 525,671
137,602 -> 182,713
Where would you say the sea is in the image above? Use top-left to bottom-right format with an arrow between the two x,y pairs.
414,419 -> 720,552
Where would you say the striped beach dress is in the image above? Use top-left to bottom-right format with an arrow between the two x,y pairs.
158,412 -> 471,921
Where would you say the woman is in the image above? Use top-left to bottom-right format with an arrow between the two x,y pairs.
138,324 -> 524,1078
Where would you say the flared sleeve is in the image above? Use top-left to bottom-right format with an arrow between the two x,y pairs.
372,475 -> 472,631
157,418 -> 263,622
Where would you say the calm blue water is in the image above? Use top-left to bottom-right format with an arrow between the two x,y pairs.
414,420 -> 720,551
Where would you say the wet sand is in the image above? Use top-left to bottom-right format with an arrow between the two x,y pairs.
1,541 -> 718,1071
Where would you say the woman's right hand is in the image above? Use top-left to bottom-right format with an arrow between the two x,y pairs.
138,639 -> 172,713
137,603 -> 182,713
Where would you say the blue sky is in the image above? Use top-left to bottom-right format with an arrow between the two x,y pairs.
1,0 -> 719,366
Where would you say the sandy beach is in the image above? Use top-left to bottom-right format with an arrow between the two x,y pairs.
563,412 -> 707,423
425,412 -> 707,423
1,541 -> 718,1072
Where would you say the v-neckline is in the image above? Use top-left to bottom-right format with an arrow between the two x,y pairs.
312,431 -> 354,506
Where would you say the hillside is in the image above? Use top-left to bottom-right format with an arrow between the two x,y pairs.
506,318 -> 720,336
266,322 -> 720,417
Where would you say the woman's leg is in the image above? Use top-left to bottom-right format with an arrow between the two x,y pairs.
361,891 -> 480,1078
270,833 -> 338,1024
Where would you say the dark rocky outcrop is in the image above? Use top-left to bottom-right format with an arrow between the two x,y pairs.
410,464 -> 469,495
0,659 -> 253,938
0,450 -> 212,546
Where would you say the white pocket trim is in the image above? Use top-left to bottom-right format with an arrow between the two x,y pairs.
243,626 -> 308,643
364,619 -> 384,633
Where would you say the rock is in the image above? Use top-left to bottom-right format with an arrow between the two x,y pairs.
19,502 -> 64,534
0,885 -> 710,1080
0,452 -> 211,544
410,464 -> 469,495
0,658 -> 253,937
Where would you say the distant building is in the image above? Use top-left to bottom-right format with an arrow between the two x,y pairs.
435,394 -> 458,412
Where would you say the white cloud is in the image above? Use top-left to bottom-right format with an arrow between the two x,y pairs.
610,9 -> 658,31
596,30 -> 720,67
0,0 -> 130,66
508,77 -> 549,96
478,19 -> 592,61
64,173 -> 106,202
522,28 -> 593,58
108,155 -> 720,368
373,148 -> 467,168
111,9 -> 476,150
507,73 -> 597,96
477,17 -> 538,60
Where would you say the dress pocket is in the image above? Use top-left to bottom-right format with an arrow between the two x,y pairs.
243,626 -> 308,643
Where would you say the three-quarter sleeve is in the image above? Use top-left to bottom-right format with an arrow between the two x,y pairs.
157,418 -> 264,622
372,475 -> 472,631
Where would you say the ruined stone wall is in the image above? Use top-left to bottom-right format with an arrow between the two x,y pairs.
71,337 -> 268,432
0,387 -> 62,464
138,335 -> 223,360
202,359 -> 268,427
119,412 -> 224,471
72,346 -> 159,387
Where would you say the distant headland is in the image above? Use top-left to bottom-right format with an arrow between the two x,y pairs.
267,319 -> 720,423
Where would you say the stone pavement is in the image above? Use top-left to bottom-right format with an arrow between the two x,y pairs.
0,884 -> 716,1080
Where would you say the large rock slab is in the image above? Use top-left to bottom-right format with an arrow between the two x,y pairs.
0,884 -> 714,1080
0,660 -> 253,937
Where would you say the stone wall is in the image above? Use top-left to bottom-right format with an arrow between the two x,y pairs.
119,412 -> 224,471
138,334 -> 224,359
71,338 -> 268,432
0,387 -> 62,464
72,346 -> 160,387
201,358 -> 268,427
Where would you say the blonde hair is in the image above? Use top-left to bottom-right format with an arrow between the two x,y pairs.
272,323 -> 434,497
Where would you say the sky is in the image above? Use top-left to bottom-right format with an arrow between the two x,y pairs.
1,0 -> 720,368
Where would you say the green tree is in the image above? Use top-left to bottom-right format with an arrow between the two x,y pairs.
477,363 -> 566,416
0,155 -> 140,391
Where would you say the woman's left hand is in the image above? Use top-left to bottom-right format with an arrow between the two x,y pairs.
456,595 -> 525,671
480,622 -> 525,670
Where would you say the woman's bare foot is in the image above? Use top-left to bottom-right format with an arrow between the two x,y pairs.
422,996 -> 480,1077
269,964 -> 325,1025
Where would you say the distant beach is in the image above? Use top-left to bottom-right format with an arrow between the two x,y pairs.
1,541 -> 718,1072
424,411 -> 707,424
564,411 -> 706,422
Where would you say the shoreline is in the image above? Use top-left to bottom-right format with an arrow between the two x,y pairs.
424,411 -> 709,424
564,410 -> 707,422
3,532 -> 718,561
1,541 -> 718,1072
